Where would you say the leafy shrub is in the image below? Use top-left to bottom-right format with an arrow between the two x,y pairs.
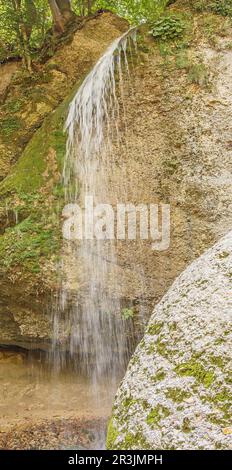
0,116 -> 22,137
210,0 -> 232,17
193,0 -> 232,17
3,98 -> 24,114
188,63 -> 209,86
175,51 -> 190,69
121,308 -> 134,320
193,1 -> 208,12
150,14 -> 186,41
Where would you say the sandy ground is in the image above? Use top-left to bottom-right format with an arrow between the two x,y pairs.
0,350 -> 114,449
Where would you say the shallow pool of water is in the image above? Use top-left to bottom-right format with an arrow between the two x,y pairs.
0,348 -> 118,449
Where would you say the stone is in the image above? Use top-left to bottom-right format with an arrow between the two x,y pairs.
108,231 -> 232,450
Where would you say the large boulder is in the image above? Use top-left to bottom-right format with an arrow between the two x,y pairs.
108,231 -> 232,450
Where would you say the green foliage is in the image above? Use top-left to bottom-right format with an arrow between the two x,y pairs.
194,0 -> 232,17
92,0 -> 169,23
188,63 -> 209,86
121,307 -> 134,319
150,14 -> 187,41
210,0 -> 232,17
0,1 -> 170,65
2,97 -> 24,113
0,215 -> 59,272
175,50 -> 190,69
0,0 -> 50,63
0,115 -> 22,138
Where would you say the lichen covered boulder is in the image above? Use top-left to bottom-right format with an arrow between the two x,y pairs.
108,231 -> 232,450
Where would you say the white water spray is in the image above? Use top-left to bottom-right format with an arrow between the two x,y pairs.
53,28 -> 137,388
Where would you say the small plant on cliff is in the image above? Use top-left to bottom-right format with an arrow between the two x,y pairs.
121,308 -> 134,320
188,62 -> 209,86
150,14 -> 186,41
194,0 -> 232,17
209,0 -> 232,17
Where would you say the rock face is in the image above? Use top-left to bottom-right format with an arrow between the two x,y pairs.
0,13 -> 128,181
0,286 -> 51,350
108,231 -> 232,450
0,13 -> 128,350
94,4 -> 232,327
1,5 -> 232,350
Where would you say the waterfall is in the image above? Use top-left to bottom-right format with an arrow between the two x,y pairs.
53,28 -> 137,387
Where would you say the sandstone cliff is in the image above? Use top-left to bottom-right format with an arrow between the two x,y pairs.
0,3 -> 232,353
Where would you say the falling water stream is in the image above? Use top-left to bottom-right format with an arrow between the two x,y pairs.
0,29 -> 148,451
51,28 -> 137,447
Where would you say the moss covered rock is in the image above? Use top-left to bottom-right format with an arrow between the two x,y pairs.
108,231 -> 232,450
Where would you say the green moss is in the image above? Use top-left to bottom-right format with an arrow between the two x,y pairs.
209,355 -> 226,368
0,116 -> 23,138
117,431 -> 150,450
207,386 -> 231,426
0,79 -> 82,198
106,418 -> 119,450
214,389 -> 231,403
3,98 -> 25,114
129,354 -> 140,366
151,370 -> 166,382
169,321 -> 177,331
0,215 -> 60,274
0,82 -> 82,278
122,396 -> 137,409
147,336 -> 170,358
141,400 -> 150,410
175,360 -> 214,387
147,322 -> 163,335
147,343 -> 155,354
165,387 -> 190,403
0,105 -> 66,196
214,338 -> 225,345
155,339 -> 169,358
146,405 -> 170,427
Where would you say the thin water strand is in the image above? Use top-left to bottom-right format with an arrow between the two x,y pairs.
53,29 -> 137,386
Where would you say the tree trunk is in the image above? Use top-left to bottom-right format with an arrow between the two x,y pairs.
12,0 -> 32,72
24,0 -> 37,40
87,0 -> 93,15
56,0 -> 74,21
48,0 -> 65,33
49,0 -> 75,33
